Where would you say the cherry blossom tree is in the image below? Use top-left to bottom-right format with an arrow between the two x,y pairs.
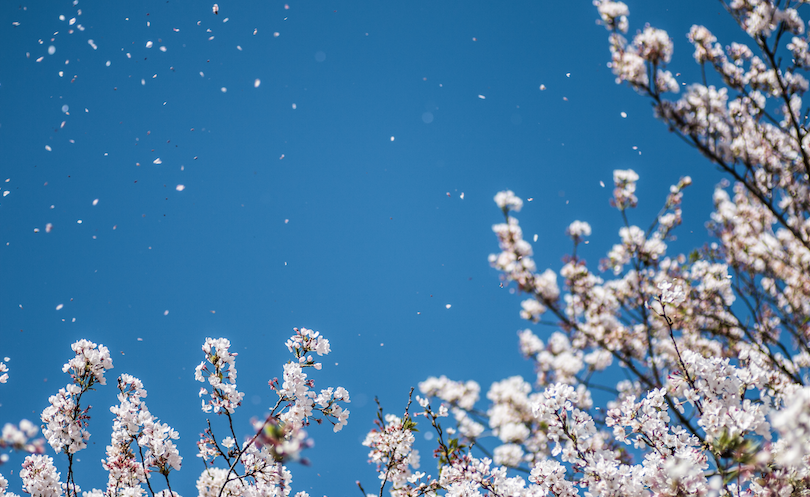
361,1 -> 810,495
5,1 -> 810,496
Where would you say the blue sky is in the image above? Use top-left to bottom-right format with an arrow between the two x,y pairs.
1,1 -> 738,495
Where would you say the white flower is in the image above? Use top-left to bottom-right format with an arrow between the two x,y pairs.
658,280 -> 686,305
419,376 -> 480,410
493,443 -> 524,467
634,26 -> 673,65
519,298 -> 546,322
331,404 -> 349,432
595,0 -> 629,33
494,190 -> 523,212
566,220 -> 592,240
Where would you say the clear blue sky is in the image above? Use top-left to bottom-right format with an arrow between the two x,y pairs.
1,1 -> 737,495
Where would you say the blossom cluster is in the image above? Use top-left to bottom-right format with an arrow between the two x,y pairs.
0,360 -> 7,384
41,340 -> 113,455
362,413 -> 422,493
273,328 -> 350,434
284,327 -> 331,364
362,396 -> 549,497
595,0 -> 679,94
103,374 -> 182,497
195,338 -> 245,414
192,328 -> 347,497
20,455 -> 62,497
1,421 -> 44,461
